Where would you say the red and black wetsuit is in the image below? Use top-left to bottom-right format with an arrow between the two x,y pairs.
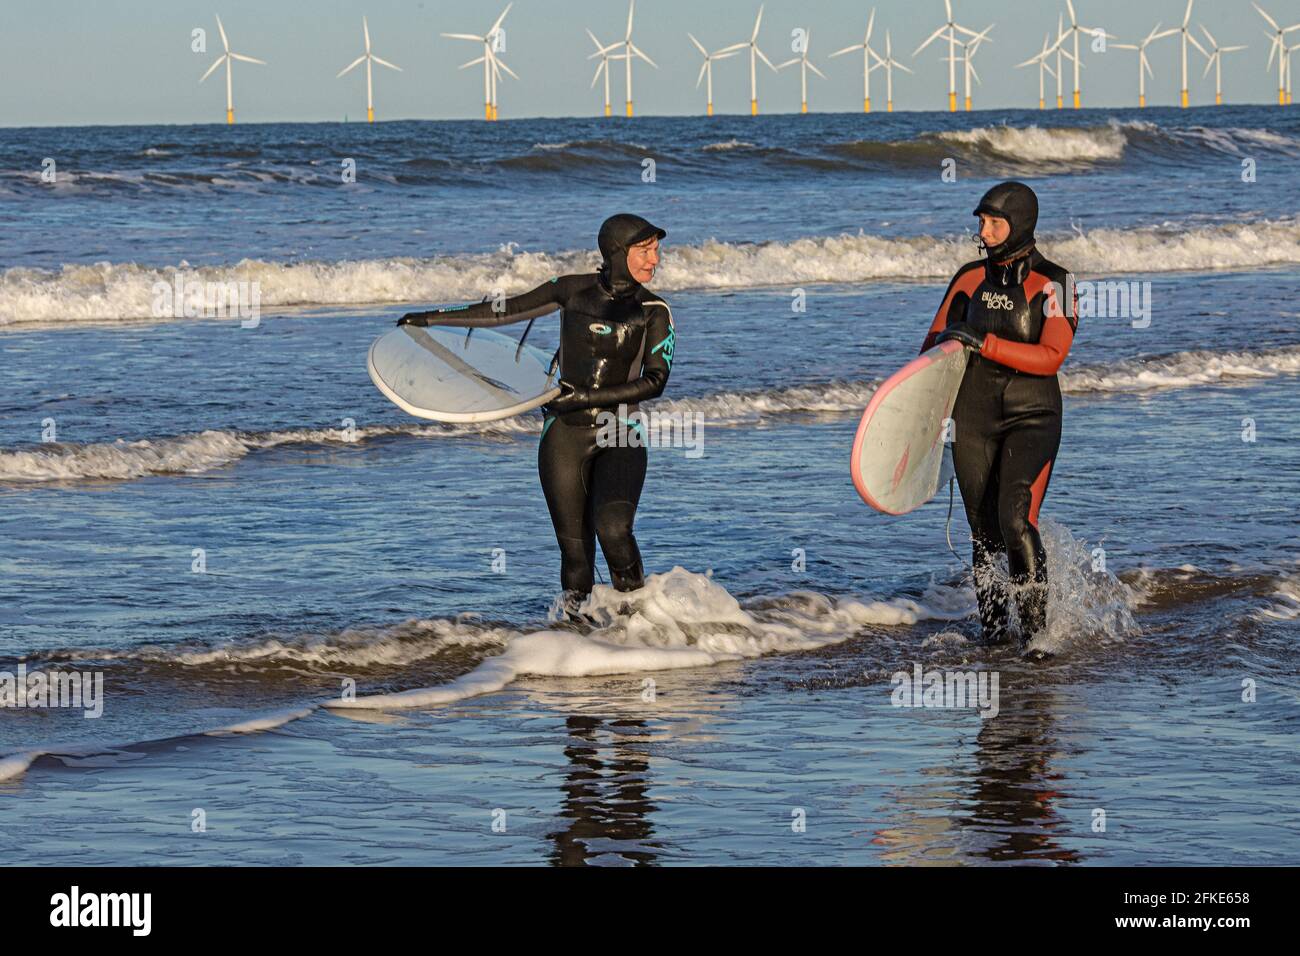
922,246 -> 1078,642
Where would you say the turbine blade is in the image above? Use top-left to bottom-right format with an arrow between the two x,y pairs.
913,24 -> 947,57
1183,0 -> 1194,29
1067,0 -> 1077,28
1253,3 -> 1280,33
697,61 -> 708,87
809,62 -> 827,79
626,0 -> 635,40
689,32 -> 707,56
229,53 -> 265,65
372,56 -> 401,72
441,33 -> 484,41
338,55 -> 366,77
776,57 -> 799,69
496,58 -> 519,80
756,45 -> 777,71
630,43 -> 658,68
199,55 -> 226,83
491,2 -> 513,36
1203,53 -> 1215,77
716,42 -> 748,55
216,14 -> 230,53
830,44 -> 861,57
364,16 -> 371,53
1200,24 -> 1218,48
753,5 -> 764,42
459,56 -> 485,70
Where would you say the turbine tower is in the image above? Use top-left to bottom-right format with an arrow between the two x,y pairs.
718,6 -> 778,116
1198,26 -> 1247,106
688,33 -> 738,116
912,0 -> 983,113
199,15 -> 266,125
777,28 -> 827,113
441,4 -> 515,121
1112,24 -> 1177,108
830,8 -> 882,113
337,17 -> 402,124
1016,34 -> 1059,110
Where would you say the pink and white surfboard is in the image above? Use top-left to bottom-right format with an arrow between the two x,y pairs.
850,340 -> 969,515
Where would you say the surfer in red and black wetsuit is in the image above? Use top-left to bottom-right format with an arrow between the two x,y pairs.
398,215 -> 674,614
921,182 -> 1077,658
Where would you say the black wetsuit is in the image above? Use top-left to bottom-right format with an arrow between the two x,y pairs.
400,273 -> 675,598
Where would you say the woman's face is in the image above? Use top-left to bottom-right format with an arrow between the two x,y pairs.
978,213 -> 1011,249
626,237 -> 660,284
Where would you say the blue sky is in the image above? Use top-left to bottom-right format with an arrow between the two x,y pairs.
0,0 -> 1294,125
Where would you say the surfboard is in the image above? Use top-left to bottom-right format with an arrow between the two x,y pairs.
850,340 -> 969,515
368,324 -> 561,423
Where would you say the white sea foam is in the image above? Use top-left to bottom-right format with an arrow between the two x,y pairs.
6,217 -> 1300,326
936,124 -> 1128,164
323,566 -> 972,709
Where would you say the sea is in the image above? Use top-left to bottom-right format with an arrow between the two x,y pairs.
1,107 -> 1297,865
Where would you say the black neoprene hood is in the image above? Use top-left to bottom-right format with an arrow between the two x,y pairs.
973,181 -> 1038,261
598,213 -> 666,296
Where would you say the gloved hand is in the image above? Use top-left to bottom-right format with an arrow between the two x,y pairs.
937,323 -> 986,351
547,381 -> 594,414
397,313 -> 431,327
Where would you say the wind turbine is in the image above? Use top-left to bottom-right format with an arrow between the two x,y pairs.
1173,0 -> 1209,107
1016,34 -> 1059,110
1112,23 -> 1178,108
1254,3 -> 1300,105
1061,1 -> 1114,108
688,34 -> 738,116
876,31 -> 912,112
957,26 -> 993,111
588,30 -> 627,117
616,0 -> 658,117
338,17 -> 402,124
441,4 -> 515,121
777,29 -> 827,113
199,15 -> 265,125
830,8 -> 882,113
718,5 -> 778,116
1199,26 -> 1247,106
913,0 -> 983,113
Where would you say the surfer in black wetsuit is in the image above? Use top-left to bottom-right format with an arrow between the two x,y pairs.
398,214 -> 675,612
920,182 -> 1077,656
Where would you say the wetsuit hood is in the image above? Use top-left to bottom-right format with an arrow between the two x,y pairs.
598,213 -> 666,297
974,181 -> 1038,263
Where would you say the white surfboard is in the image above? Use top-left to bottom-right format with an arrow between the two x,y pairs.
850,340 -> 970,515
368,324 -> 561,424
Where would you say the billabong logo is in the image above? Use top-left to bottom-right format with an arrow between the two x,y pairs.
980,291 -> 1015,310
589,323 -> 612,335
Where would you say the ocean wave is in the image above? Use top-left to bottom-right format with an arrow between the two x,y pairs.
2,345 -> 1295,483
6,216 -> 1300,326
